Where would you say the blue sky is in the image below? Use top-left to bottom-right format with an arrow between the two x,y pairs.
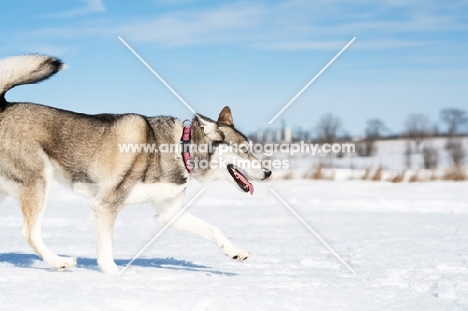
1,0 -> 467,136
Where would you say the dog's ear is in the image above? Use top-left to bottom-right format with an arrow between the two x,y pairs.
194,113 -> 224,142
218,106 -> 233,126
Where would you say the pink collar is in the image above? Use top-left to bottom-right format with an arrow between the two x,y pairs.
181,120 -> 194,173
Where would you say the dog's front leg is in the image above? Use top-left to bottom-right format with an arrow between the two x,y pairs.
157,196 -> 250,261
91,201 -> 119,274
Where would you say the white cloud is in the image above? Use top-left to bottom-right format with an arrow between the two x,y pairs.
255,41 -> 345,51
43,0 -> 106,18
28,0 -> 467,51
111,0 -> 468,48
116,3 -> 264,46
255,39 -> 430,51
354,39 -> 430,50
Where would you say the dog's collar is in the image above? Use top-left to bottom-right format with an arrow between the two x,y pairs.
181,119 -> 194,174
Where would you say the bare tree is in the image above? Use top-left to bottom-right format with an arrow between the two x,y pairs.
404,114 -> 433,151
316,113 -> 342,143
404,141 -> 412,168
445,140 -> 466,168
440,108 -> 468,138
366,119 -> 387,139
422,144 -> 439,169
357,119 -> 387,157
440,109 -> 467,168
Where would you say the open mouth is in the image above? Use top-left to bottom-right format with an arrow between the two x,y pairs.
227,164 -> 254,195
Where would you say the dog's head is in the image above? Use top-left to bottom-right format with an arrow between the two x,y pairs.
191,106 -> 271,194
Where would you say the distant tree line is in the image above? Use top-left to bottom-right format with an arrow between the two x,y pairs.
250,108 -> 467,169
316,108 -> 467,169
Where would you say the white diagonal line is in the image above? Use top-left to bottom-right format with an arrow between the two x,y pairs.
268,188 -> 357,275
118,188 -> 206,275
268,37 -> 356,124
118,36 -> 196,114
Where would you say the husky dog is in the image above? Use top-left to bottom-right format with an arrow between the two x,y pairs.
0,55 -> 271,273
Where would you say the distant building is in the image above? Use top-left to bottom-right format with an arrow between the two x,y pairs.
256,129 -> 263,142
284,126 -> 292,142
253,124 -> 294,142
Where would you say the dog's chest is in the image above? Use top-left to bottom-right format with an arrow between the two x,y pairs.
125,182 -> 186,204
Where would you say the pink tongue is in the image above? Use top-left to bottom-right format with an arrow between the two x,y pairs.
249,183 -> 254,195
235,170 -> 254,195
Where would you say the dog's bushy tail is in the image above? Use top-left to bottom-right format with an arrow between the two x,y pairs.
0,54 -> 65,111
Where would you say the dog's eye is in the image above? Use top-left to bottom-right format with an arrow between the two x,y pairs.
239,145 -> 249,154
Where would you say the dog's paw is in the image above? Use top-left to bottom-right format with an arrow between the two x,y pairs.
50,256 -> 77,270
229,249 -> 250,261
99,262 -> 120,274
220,243 -> 250,261
219,243 -> 250,261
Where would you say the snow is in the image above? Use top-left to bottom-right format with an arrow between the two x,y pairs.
1,180 -> 467,310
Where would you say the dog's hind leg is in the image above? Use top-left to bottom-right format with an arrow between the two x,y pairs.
20,182 -> 76,269
157,195 -> 250,261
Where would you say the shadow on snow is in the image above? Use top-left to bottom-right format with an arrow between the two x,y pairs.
0,253 -> 237,276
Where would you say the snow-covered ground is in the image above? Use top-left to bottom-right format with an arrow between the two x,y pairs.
1,180 -> 467,310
